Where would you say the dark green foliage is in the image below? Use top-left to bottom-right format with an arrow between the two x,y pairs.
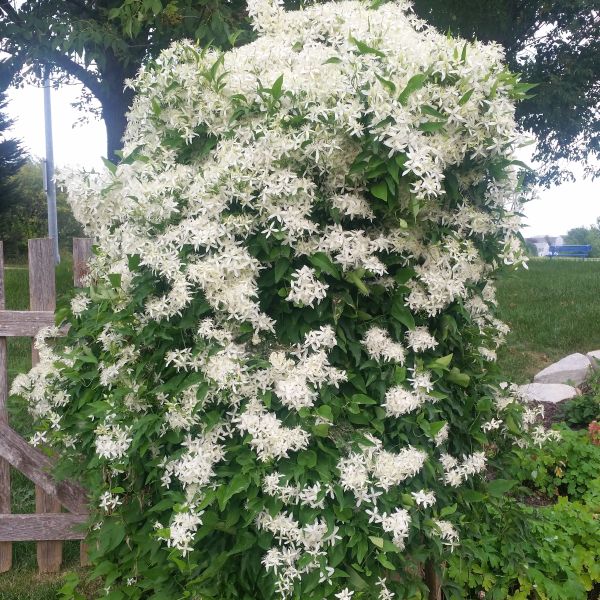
0,87 -> 26,210
558,390 -> 600,428
447,494 -> 600,600
515,426 -> 600,500
446,429 -> 600,599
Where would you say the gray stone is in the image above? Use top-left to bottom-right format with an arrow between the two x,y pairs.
533,353 -> 591,386
518,383 -> 578,404
587,350 -> 600,370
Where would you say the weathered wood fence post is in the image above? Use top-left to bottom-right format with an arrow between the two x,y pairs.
0,238 -> 93,574
0,241 -> 11,572
29,239 -> 63,573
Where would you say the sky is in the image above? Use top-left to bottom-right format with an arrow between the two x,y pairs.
5,80 -> 600,238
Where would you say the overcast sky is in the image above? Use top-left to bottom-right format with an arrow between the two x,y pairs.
5,80 -> 599,237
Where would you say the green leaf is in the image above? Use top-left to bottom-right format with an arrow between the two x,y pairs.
458,88 -> 474,106
487,479 -> 518,498
323,56 -> 342,64
349,36 -> 385,58
271,74 -> 284,101
377,553 -> 395,569
440,503 -> 457,517
461,489 -> 486,503
101,157 -> 117,174
375,74 -> 396,94
217,473 -> 251,511
352,394 -> 378,405
309,252 -> 340,279
419,121 -> 446,133
298,450 -> 317,468
428,420 -> 447,437
421,105 -> 446,119
398,73 -> 428,105
274,258 -> 290,283
316,405 -> 333,420
427,354 -> 453,370
314,423 -> 330,437
370,181 -> 388,202
369,536 -> 384,549
345,270 -> 370,295
391,296 -> 415,329
447,368 -> 470,387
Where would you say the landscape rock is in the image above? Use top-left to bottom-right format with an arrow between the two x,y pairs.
518,383 -> 578,404
533,353 -> 591,386
587,350 -> 600,370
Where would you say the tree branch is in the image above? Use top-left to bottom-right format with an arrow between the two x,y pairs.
0,0 -> 105,102
0,0 -> 22,23
46,50 -> 105,102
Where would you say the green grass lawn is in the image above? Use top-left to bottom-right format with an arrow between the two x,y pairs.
496,259 -> 600,383
2,257 -> 600,598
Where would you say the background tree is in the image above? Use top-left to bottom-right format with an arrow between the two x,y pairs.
0,160 -> 82,258
0,0 -> 251,161
0,86 -> 26,212
411,0 -> 600,184
564,219 -> 600,257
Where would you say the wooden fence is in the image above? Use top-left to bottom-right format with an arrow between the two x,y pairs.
0,238 -> 92,574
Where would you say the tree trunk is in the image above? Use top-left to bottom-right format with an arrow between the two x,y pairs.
101,86 -> 135,164
424,560 -> 442,600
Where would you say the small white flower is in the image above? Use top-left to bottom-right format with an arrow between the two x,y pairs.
286,266 -> 328,307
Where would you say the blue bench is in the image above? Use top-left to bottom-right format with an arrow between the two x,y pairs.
548,244 -> 592,258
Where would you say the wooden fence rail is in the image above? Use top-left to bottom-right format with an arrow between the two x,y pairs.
0,238 -> 92,574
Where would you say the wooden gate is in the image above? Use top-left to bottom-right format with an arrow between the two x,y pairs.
0,238 -> 92,573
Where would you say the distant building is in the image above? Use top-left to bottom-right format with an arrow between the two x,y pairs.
525,235 -> 565,257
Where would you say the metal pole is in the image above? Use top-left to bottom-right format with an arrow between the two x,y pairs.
43,66 -> 60,264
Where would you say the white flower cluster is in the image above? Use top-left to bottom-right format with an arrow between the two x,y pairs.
286,266 -> 329,307
161,430 -> 226,497
440,452 -> 487,487
405,327 -> 438,353
433,519 -> 460,550
94,422 -> 133,461
257,511 -> 340,596
263,472 -> 332,509
71,292 -> 91,317
166,509 -> 204,555
236,398 -> 310,461
363,327 -> 406,364
338,436 -> 427,504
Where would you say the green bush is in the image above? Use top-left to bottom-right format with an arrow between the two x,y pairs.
447,495 -> 600,600
558,372 -> 600,428
13,1 -> 543,598
512,427 -> 600,500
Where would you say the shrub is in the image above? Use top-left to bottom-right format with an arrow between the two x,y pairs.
447,495 -> 600,600
558,373 -> 600,428
512,426 -> 600,500
13,0 -> 545,598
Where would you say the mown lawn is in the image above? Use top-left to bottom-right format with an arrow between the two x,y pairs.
496,259 -> 600,383
2,257 -> 600,598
